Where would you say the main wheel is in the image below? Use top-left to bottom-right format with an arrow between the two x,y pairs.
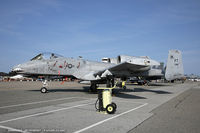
106,104 -> 116,114
123,86 -> 126,90
40,87 -> 47,93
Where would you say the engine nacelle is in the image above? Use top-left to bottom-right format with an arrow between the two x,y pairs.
117,55 -> 148,65
117,55 -> 160,66
102,58 -> 117,64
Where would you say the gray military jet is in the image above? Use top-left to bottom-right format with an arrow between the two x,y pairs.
12,50 -> 184,92
12,52 -> 163,93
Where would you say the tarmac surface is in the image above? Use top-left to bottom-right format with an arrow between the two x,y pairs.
0,81 -> 199,133
129,84 -> 200,133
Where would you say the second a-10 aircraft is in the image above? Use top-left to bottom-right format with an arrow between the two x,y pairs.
11,50 -> 184,93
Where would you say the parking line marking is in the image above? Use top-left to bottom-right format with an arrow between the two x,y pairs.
0,97 -> 89,109
0,125 -> 29,133
0,102 -> 93,124
113,98 -> 147,104
74,103 -> 148,133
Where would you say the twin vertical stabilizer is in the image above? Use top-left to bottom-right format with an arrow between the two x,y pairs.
165,50 -> 184,81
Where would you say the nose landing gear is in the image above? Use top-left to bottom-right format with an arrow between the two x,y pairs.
40,79 -> 48,93
40,87 -> 48,93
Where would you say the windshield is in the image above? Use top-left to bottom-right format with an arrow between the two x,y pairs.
31,52 -> 63,61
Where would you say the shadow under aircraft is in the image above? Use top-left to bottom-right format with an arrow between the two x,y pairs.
133,88 -> 172,94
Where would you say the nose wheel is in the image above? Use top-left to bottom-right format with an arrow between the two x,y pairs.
40,79 -> 48,93
40,87 -> 48,93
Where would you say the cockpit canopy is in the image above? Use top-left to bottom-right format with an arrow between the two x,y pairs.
31,52 -> 63,61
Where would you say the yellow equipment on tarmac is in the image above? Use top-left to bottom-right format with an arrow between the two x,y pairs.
122,81 -> 126,89
95,87 -> 117,114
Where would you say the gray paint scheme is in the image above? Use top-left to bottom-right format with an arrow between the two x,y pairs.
165,50 -> 184,81
12,50 -> 184,83
102,50 -> 184,81
12,53 -> 162,82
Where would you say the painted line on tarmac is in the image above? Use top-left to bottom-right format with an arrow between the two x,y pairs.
113,98 -> 147,104
0,125 -> 29,133
74,103 -> 148,133
0,102 -> 93,124
0,97 -> 89,109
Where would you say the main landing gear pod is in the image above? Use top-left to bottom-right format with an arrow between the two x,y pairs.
95,87 -> 117,114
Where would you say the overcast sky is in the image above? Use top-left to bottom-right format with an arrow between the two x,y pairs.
0,0 -> 200,75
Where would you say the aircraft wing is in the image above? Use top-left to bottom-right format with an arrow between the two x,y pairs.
95,61 -> 150,78
110,62 -> 149,72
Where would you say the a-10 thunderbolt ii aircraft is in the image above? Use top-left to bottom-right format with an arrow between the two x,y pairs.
11,50 -> 183,93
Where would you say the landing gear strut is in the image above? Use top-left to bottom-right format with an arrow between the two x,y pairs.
90,82 -> 97,92
40,79 -> 48,93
